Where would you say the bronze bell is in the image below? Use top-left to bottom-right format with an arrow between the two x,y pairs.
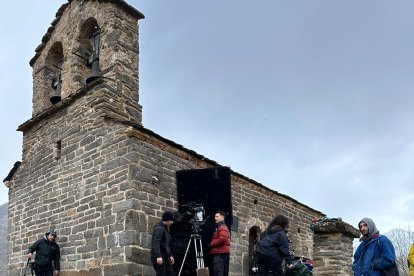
86,29 -> 101,84
86,59 -> 101,84
50,61 -> 62,104
50,79 -> 62,104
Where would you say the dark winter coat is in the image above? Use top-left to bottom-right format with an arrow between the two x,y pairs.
255,227 -> 292,265
27,235 -> 60,270
170,213 -> 191,254
151,222 -> 172,260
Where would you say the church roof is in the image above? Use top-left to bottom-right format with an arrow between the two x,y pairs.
3,161 -> 21,183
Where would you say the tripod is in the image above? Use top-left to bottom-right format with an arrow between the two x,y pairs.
178,233 -> 206,276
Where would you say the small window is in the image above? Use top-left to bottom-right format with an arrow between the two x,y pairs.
54,141 -> 62,160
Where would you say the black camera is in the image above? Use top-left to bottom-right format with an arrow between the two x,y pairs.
181,202 -> 206,234
181,202 -> 205,222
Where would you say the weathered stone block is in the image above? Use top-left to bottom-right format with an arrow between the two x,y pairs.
125,246 -> 151,265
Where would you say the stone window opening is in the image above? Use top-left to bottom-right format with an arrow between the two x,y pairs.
54,140 -> 62,160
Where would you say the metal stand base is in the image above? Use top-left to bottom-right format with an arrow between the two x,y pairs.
178,233 -> 208,276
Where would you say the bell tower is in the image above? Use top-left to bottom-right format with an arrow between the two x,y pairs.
30,0 -> 144,123
7,1 -> 146,275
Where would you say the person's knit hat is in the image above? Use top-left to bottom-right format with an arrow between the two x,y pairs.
162,211 -> 174,222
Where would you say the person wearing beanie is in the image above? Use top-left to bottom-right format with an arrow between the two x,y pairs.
27,229 -> 60,276
352,218 -> 398,276
151,211 -> 175,276
162,211 -> 174,222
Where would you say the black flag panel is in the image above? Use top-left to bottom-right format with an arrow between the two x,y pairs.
176,166 -> 232,227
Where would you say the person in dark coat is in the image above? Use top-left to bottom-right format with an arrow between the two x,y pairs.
170,211 -> 192,275
27,229 -> 60,276
255,214 -> 293,276
151,211 -> 175,276
208,210 -> 231,276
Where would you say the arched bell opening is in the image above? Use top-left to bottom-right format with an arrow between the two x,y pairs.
73,18 -> 101,85
45,42 -> 64,105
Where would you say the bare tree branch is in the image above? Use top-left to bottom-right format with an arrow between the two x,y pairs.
388,224 -> 413,276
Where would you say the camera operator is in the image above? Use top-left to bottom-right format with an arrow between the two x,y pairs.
170,211 -> 192,275
27,229 -> 60,276
151,211 -> 175,276
208,211 -> 230,276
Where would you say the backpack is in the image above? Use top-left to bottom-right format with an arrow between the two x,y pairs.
377,237 -> 399,276
284,260 -> 313,276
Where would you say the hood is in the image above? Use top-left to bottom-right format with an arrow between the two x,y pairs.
359,217 -> 379,241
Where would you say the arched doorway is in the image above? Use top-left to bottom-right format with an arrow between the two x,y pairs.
249,226 -> 261,275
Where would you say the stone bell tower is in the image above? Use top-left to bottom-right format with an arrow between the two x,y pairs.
7,1 -> 146,275
30,0 -> 144,122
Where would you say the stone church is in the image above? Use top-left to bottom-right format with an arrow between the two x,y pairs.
4,0 -> 359,275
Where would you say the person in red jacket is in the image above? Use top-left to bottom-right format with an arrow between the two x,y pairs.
208,210 -> 230,276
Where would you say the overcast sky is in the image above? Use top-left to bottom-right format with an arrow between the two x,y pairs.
1,1 -> 414,233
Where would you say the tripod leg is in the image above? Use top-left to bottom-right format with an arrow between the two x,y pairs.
194,236 -> 205,269
197,238 -> 205,268
178,236 -> 193,276
193,236 -> 201,269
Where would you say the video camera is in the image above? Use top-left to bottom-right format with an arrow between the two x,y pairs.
181,202 -> 206,234
181,202 -> 205,222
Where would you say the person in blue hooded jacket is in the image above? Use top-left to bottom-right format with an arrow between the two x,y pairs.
353,217 -> 398,276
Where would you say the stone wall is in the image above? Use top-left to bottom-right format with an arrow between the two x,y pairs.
8,81 -> 142,275
230,175 -> 322,273
124,124 -> 324,275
